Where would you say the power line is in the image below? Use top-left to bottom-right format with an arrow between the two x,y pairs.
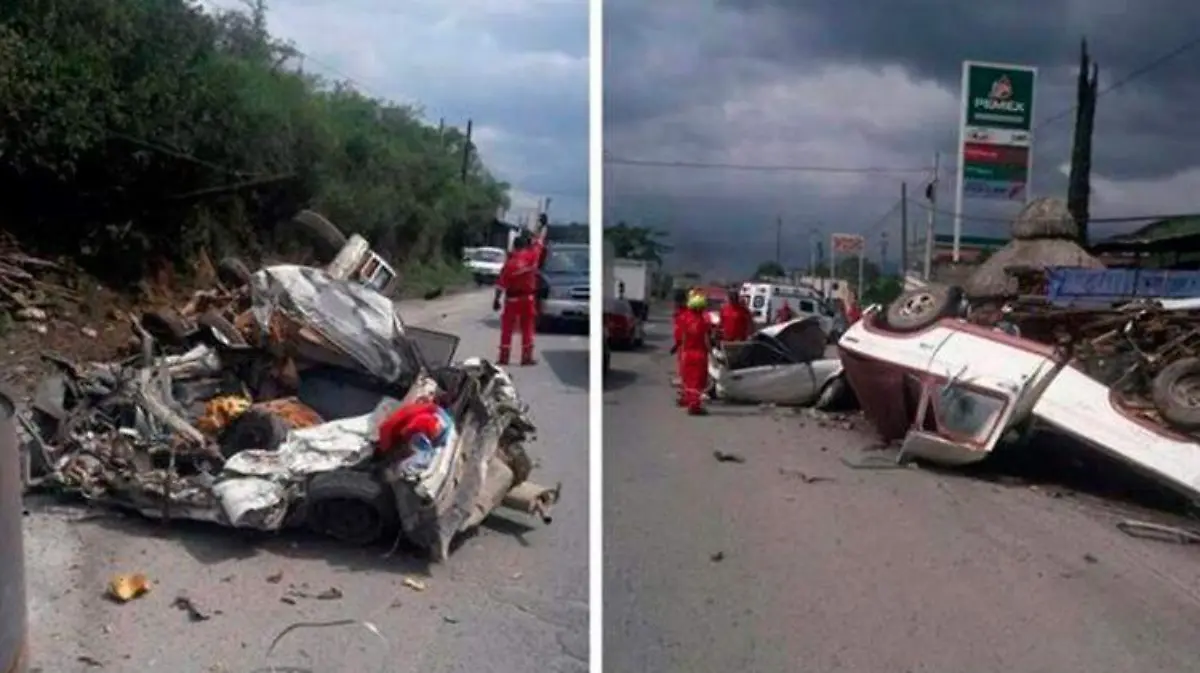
1033,33 -> 1200,132
909,199 -> 1200,226
603,155 -> 933,175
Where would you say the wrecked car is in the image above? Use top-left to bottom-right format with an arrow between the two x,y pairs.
21,238 -> 559,561
838,283 -> 1200,501
708,316 -> 849,408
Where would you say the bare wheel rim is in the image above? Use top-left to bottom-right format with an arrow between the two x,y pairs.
900,292 -> 936,317
1171,374 -> 1200,409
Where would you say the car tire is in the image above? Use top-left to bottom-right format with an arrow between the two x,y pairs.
216,256 -> 253,288
1151,357 -> 1200,432
197,310 -> 247,347
304,470 -> 398,546
814,376 -> 848,411
291,210 -> 348,263
884,285 -> 963,332
140,307 -> 192,346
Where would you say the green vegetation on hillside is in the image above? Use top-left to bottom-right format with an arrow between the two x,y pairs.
0,0 -> 509,288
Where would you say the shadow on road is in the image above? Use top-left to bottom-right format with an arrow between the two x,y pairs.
940,429 -> 1194,517
602,368 -> 638,393
540,348 -> 589,390
44,501 -> 437,576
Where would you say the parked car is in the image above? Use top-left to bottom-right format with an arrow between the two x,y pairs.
538,242 -> 590,330
463,246 -> 506,286
604,298 -> 645,350
707,317 -> 847,408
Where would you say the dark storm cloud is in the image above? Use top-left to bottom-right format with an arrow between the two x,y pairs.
604,0 -> 1200,275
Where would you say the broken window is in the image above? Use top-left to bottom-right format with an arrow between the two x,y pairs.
933,384 -> 1005,442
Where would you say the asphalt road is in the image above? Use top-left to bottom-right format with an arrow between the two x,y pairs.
23,288 -> 589,673
604,313 -> 1200,673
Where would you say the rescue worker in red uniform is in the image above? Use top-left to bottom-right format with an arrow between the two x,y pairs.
493,229 -> 545,366
774,300 -> 795,323
669,288 -> 689,405
718,288 -> 754,343
673,290 -> 711,415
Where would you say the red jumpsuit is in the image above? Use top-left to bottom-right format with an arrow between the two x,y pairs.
677,308 -> 711,412
775,302 -> 795,323
719,300 -> 753,343
495,240 -> 542,364
672,306 -> 686,404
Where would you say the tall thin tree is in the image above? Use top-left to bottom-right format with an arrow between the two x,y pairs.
1067,38 -> 1099,245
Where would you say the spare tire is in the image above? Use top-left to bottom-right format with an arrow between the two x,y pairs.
291,210 -> 348,263
216,256 -> 252,288
884,285 -> 963,332
1151,357 -> 1200,432
140,308 -> 192,345
218,408 -> 289,458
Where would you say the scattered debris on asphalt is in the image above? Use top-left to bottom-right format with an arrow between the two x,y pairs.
264,618 -> 390,673
172,593 -> 212,622
778,468 -> 834,484
106,573 -> 151,603
1116,519 -> 1200,545
76,654 -> 104,668
709,551 -> 725,562
713,450 -> 745,464
266,571 -> 283,584
402,576 -> 427,592
840,452 -> 908,471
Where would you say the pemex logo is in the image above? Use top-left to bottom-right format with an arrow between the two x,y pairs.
989,75 -> 1013,101
973,70 -> 1025,115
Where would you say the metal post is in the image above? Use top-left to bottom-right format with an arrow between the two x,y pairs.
829,234 -> 837,300
952,62 -> 969,262
924,153 -> 939,281
775,216 -> 782,265
900,183 -> 908,275
857,247 -> 865,302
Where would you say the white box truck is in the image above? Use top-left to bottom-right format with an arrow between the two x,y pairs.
613,258 -> 651,321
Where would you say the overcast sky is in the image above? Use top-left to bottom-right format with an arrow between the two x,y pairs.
200,0 -> 588,222
604,0 -> 1200,277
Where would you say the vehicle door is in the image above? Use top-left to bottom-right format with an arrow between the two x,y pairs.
906,330 -> 1056,463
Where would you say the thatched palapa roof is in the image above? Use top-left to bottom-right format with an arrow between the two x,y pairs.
964,197 -> 1104,298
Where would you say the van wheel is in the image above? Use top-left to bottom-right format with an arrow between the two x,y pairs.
814,376 -> 847,411
1152,358 -> 1200,431
884,285 -> 962,332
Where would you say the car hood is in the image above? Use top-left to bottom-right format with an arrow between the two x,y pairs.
543,271 -> 588,286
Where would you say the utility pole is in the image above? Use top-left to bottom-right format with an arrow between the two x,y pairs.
775,215 -> 783,266
923,152 -> 939,281
880,231 -> 889,270
459,119 -> 474,183
900,182 -> 908,276
808,227 -> 818,279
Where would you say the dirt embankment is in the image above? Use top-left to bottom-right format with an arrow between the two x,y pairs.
0,234 -> 229,401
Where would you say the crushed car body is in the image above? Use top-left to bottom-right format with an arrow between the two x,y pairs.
708,317 -> 848,408
838,283 -> 1200,502
21,259 -> 560,562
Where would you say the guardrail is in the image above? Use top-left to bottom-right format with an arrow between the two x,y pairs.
0,389 -> 27,673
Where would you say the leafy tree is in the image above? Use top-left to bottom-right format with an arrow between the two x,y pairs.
861,276 -> 903,306
0,0 -> 509,288
604,221 -> 671,263
753,260 -> 786,279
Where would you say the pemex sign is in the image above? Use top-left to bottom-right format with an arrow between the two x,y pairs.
957,61 -> 1037,202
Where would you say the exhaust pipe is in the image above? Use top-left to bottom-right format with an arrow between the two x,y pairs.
0,388 -> 28,673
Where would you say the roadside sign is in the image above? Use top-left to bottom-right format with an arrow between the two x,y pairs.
963,64 -> 1035,131
831,233 -> 865,254
955,61 -> 1037,205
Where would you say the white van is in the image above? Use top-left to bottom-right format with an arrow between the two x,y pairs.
741,282 -> 835,335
